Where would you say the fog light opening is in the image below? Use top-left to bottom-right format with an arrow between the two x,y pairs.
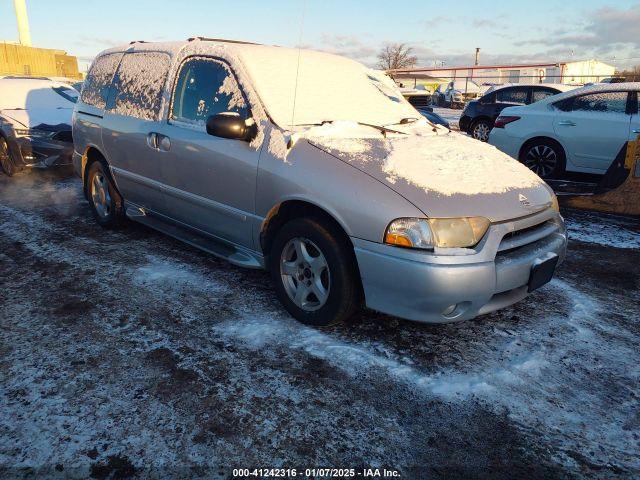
441,301 -> 472,320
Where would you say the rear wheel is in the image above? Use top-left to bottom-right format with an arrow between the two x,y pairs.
471,119 -> 492,142
87,160 -> 126,228
519,139 -> 566,179
0,137 -> 16,177
270,217 -> 361,326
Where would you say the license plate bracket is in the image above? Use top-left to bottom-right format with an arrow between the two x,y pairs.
528,254 -> 559,293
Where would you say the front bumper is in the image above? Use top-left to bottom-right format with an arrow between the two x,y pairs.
12,135 -> 73,168
353,209 -> 567,323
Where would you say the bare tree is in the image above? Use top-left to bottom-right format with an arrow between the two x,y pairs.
618,65 -> 640,82
377,43 -> 418,71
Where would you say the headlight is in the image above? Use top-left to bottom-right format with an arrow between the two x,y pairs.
550,194 -> 560,212
13,128 -> 54,139
385,217 -> 490,249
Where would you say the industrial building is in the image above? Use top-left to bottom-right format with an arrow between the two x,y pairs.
391,59 -> 617,87
0,0 -> 81,79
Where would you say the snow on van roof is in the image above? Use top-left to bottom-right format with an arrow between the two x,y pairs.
101,39 -> 419,130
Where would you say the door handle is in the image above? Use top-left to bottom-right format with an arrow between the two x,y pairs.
147,132 -> 158,149
632,129 -> 640,134
558,120 -> 576,126
146,132 -> 171,151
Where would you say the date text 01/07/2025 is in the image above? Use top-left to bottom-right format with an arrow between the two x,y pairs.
232,467 -> 402,478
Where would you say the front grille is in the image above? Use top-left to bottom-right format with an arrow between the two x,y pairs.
407,95 -> 432,108
497,220 -> 558,255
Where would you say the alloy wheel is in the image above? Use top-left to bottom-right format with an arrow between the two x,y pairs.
524,144 -> 558,178
280,237 -> 331,312
91,172 -> 112,219
472,122 -> 491,142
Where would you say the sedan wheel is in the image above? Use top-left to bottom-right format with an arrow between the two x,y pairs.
472,121 -> 491,142
523,144 -> 559,178
280,237 -> 330,312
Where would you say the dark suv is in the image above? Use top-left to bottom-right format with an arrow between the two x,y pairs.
460,84 -> 570,141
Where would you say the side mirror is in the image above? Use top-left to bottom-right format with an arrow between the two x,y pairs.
206,113 -> 256,141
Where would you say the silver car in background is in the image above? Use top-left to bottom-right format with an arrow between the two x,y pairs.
0,77 -> 77,176
72,38 -> 567,326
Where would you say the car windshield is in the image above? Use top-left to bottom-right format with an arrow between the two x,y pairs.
0,79 -> 77,109
236,45 -> 418,130
52,86 -> 78,104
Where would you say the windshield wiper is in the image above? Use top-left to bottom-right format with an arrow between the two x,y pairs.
292,120 -> 408,138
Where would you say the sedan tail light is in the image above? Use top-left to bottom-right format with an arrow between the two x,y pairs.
494,116 -> 521,128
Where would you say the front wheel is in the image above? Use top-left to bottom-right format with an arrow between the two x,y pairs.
0,137 -> 16,177
519,139 -> 566,179
87,160 -> 126,228
270,218 -> 361,326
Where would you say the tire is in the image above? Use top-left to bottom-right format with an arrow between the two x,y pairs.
0,137 -> 16,177
86,160 -> 126,228
269,217 -> 361,326
470,119 -> 492,142
519,139 -> 566,179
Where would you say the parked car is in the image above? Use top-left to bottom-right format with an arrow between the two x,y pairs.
73,39 -> 566,326
441,80 -> 482,109
400,86 -> 432,109
460,84 -> 576,142
0,77 -> 76,176
489,83 -> 640,178
416,106 -> 450,128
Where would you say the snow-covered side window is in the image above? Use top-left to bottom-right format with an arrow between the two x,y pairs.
111,52 -> 171,121
571,92 -> 629,115
170,58 -> 248,127
80,53 -> 122,108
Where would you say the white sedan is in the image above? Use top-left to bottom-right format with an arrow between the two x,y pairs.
488,83 -> 640,178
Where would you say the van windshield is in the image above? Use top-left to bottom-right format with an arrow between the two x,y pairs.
236,46 -> 418,130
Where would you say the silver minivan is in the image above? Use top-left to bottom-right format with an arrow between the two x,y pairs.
72,38 -> 567,326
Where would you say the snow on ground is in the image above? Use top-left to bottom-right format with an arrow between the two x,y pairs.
564,208 -> 640,249
0,169 -> 639,478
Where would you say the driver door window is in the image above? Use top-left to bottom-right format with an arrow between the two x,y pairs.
171,58 -> 248,126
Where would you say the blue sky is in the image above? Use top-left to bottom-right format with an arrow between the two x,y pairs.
1,0 -> 639,72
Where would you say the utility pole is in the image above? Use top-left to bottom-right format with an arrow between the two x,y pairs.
13,0 -> 32,46
475,48 -> 481,66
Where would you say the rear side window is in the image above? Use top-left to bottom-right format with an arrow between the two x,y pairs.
532,88 -> 557,103
111,52 -> 171,121
170,58 -> 248,126
496,88 -> 528,104
571,92 -> 628,114
81,53 -> 122,108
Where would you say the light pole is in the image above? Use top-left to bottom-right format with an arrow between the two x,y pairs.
13,0 -> 32,47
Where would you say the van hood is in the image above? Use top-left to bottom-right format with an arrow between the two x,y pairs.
304,124 -> 552,222
0,108 -> 72,130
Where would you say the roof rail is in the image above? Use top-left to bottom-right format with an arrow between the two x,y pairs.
187,37 -> 259,45
129,40 -> 148,45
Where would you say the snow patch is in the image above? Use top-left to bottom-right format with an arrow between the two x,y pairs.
565,212 -> 640,249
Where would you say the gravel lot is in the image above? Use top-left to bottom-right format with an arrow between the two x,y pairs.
0,168 -> 639,479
